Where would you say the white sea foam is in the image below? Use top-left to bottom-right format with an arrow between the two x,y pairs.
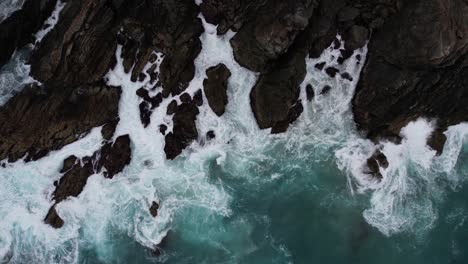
34,0 -> 66,44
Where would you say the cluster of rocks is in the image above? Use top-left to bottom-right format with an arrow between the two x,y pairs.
45,132 -> 132,228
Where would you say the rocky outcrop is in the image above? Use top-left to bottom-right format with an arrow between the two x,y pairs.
164,99 -> 200,160
45,135 -> 132,228
230,0 -> 316,73
0,83 -> 120,162
203,64 -> 231,116
0,0 -> 57,68
353,0 -> 468,153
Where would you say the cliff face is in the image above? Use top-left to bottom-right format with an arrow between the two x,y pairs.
0,0 -> 467,226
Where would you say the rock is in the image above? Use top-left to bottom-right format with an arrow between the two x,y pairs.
167,100 -> 178,115
203,64 -> 231,116
365,150 -> 389,180
149,201 -> 159,217
206,130 -> 216,140
159,124 -> 168,135
0,84 -> 121,162
337,6 -> 360,22
101,118 -> 119,141
44,205 -> 64,229
193,89 -> 203,106
250,50 -> 306,130
353,0 -> 468,153
0,0 -> 58,67
341,72 -> 353,81
321,85 -> 332,95
343,25 -> 369,51
315,62 -> 326,70
306,84 -> 315,101
136,88 -> 151,102
45,135 -> 132,227
164,102 -> 200,159
325,67 -> 339,78
99,135 -> 132,178
139,101 -> 152,127
60,155 -> 78,173
230,0 -> 317,72
180,93 -> 192,104
271,100 -> 304,134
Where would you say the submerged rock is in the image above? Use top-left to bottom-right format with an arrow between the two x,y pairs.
203,64 -> 231,116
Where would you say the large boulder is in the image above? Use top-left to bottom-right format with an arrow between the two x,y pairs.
353,0 -> 468,153
230,0 -> 316,72
203,64 -> 231,116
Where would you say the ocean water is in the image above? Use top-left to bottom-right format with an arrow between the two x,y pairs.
0,8 -> 468,264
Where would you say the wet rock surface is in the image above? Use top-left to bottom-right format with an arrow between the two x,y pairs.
164,100 -> 200,160
0,83 -> 120,162
0,0 -> 57,68
203,64 -> 231,116
352,0 -> 468,153
45,135 -> 132,228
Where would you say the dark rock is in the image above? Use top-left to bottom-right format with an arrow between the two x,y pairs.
325,67 -> 339,78
136,88 -> 151,101
0,0 -> 58,68
149,201 -> 159,217
159,124 -> 168,135
337,6 -> 360,22
139,101 -> 152,127
0,84 -> 121,162
45,135 -> 132,227
341,72 -> 353,81
60,155 -> 78,173
365,150 -> 389,180
230,0 -> 317,72
99,135 -> 132,179
342,25 -> 369,51
101,118 -> 119,141
193,89 -> 203,106
353,0 -> 468,153
164,102 -> 200,159
315,62 -> 326,70
203,64 -> 231,116
150,93 -> 163,109
321,85 -> 332,95
44,205 -> 64,229
206,130 -> 216,140
306,84 -> 315,101
166,100 -> 178,115
180,93 -> 192,104
271,101 -> 304,134
338,49 -> 354,64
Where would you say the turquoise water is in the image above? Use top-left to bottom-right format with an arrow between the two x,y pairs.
73,140 -> 468,264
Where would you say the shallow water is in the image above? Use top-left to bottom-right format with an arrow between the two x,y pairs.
0,10 -> 467,264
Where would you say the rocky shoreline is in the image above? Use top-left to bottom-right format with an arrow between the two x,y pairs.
0,0 -> 467,250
